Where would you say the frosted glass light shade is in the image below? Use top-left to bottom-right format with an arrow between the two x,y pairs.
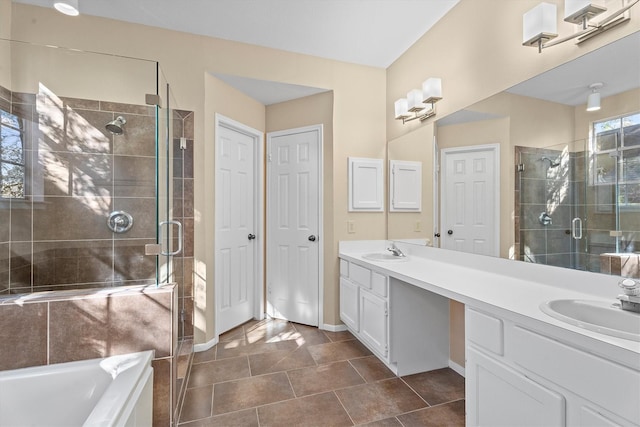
523,2 -> 558,46
586,92 -> 601,111
394,98 -> 410,119
564,0 -> 606,24
407,89 -> 425,112
422,78 -> 442,104
54,0 -> 79,16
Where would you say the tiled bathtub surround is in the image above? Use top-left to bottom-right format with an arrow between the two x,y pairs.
0,284 -> 177,426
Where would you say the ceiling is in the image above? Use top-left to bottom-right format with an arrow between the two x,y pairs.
506,31 -> 640,106
10,1 -> 638,108
440,31 -> 639,126
12,0 -> 459,69
12,0 -> 460,104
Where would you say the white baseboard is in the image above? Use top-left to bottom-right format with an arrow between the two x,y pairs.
321,323 -> 348,332
193,336 -> 218,353
449,359 -> 465,377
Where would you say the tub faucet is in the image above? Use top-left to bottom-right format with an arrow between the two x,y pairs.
617,278 -> 640,314
387,243 -> 406,257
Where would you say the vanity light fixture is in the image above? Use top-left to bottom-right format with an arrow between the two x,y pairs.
523,0 -> 639,53
394,77 -> 442,124
53,0 -> 79,16
586,82 -> 603,111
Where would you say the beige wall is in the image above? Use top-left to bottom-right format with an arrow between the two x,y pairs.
0,0 -> 11,88
574,87 -> 640,140
199,75 -> 266,343
387,0 -> 640,142
10,3 -> 386,344
8,0 -> 640,348
265,91 -> 336,324
387,124 -> 434,240
386,0 -> 640,364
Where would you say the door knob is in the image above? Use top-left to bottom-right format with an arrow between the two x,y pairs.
248,233 -> 256,240
308,235 -> 317,242
447,230 -> 453,235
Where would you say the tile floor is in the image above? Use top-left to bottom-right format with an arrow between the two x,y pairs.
178,319 -> 465,426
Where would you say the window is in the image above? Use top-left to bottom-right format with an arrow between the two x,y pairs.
0,109 -> 26,199
592,112 -> 640,207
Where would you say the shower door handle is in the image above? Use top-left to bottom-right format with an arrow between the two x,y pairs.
571,218 -> 583,240
159,220 -> 183,256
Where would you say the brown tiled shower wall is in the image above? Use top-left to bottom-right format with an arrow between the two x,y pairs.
0,85 -> 195,425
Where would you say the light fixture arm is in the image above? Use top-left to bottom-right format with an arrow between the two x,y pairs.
525,0 -> 639,53
400,103 -> 437,124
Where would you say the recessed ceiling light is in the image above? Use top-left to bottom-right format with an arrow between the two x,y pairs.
53,0 -> 79,16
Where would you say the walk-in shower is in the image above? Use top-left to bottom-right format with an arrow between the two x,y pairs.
0,38 -> 194,425
516,111 -> 640,277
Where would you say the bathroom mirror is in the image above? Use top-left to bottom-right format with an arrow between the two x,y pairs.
388,30 -> 640,279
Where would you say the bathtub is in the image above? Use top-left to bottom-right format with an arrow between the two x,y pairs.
0,350 -> 154,427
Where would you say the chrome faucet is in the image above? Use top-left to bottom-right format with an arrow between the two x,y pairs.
616,278 -> 640,313
386,243 -> 406,257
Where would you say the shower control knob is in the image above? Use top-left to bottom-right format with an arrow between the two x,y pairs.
248,234 -> 256,240
447,230 -> 453,235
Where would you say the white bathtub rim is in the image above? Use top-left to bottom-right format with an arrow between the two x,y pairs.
83,350 -> 155,427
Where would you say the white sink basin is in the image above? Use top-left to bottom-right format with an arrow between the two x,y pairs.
362,252 -> 409,262
540,299 -> 640,342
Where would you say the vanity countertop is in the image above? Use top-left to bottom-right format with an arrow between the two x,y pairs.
339,240 -> 640,368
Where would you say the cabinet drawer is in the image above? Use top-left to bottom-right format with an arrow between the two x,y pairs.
510,326 -> 640,425
349,263 -> 371,289
371,271 -> 387,297
466,307 -> 504,356
339,259 -> 349,277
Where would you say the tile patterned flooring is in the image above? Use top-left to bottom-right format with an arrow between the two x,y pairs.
178,319 -> 465,426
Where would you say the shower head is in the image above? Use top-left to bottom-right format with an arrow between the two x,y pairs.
540,156 -> 560,168
106,116 -> 126,135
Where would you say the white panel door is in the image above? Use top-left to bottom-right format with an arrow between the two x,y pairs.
215,119 -> 259,334
441,145 -> 499,256
267,126 -> 321,326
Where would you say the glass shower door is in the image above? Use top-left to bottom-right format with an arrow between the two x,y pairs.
155,68 -> 178,285
587,113 -> 640,277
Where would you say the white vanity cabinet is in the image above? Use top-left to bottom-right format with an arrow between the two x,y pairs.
339,259 -> 389,361
466,306 -> 640,427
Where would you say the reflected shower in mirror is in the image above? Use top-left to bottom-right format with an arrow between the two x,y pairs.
389,30 -> 640,278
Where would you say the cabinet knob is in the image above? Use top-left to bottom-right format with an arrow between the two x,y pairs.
308,235 -> 317,242
447,230 -> 453,235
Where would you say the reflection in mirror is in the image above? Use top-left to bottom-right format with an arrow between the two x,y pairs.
389,31 -> 640,279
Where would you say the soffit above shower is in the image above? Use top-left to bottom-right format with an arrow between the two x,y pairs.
11,0 -> 459,68
211,73 -> 329,106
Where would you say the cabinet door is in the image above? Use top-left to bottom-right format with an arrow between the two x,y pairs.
360,289 -> 388,357
340,278 -> 359,332
466,348 -> 565,427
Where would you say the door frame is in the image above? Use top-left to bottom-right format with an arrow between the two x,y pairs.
266,124 -> 324,328
440,143 -> 500,257
214,113 -> 265,337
